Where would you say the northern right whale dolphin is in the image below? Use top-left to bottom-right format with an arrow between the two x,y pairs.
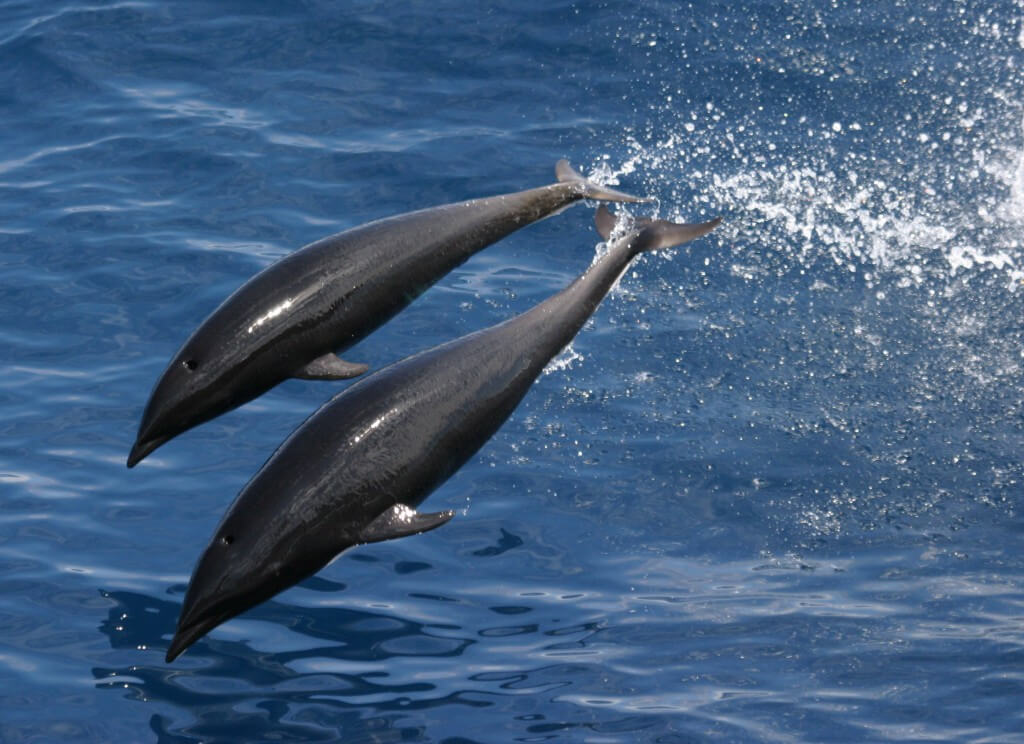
128,161 -> 646,467
165,204 -> 720,662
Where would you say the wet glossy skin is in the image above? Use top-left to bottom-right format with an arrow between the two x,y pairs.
129,177 -> 631,467
166,214 -> 720,661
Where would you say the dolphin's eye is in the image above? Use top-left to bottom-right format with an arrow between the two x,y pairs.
183,359 -> 198,371
221,535 -> 234,546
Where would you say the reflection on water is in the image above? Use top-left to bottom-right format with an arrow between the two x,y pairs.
93,529 -> 694,742
93,545 -> 1024,742
96,588 -> 477,742
95,586 -> 635,742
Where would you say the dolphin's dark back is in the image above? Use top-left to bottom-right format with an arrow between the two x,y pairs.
217,185 -> 578,360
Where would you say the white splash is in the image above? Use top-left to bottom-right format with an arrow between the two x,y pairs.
543,343 -> 584,375
597,91 -> 1024,292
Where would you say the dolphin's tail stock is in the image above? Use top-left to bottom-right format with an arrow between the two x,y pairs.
555,160 -> 651,204
594,204 -> 722,252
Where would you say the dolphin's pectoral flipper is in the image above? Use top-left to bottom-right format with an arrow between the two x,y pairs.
358,504 -> 455,545
294,354 -> 369,380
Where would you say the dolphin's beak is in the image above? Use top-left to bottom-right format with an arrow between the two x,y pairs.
166,605 -> 231,662
126,434 -> 168,468
166,621 -> 204,662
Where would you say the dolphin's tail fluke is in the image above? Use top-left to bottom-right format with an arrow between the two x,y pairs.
556,160 -> 650,203
594,204 -> 722,251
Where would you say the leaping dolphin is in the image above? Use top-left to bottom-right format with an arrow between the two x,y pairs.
165,204 -> 721,662
127,161 -> 646,467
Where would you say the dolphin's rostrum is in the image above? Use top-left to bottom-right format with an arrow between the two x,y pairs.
128,161 -> 647,467
165,205 -> 721,662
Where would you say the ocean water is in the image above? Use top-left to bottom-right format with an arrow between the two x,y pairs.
2,0 -> 1023,741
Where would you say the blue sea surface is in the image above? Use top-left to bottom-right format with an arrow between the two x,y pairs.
2,1 -> 1023,741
